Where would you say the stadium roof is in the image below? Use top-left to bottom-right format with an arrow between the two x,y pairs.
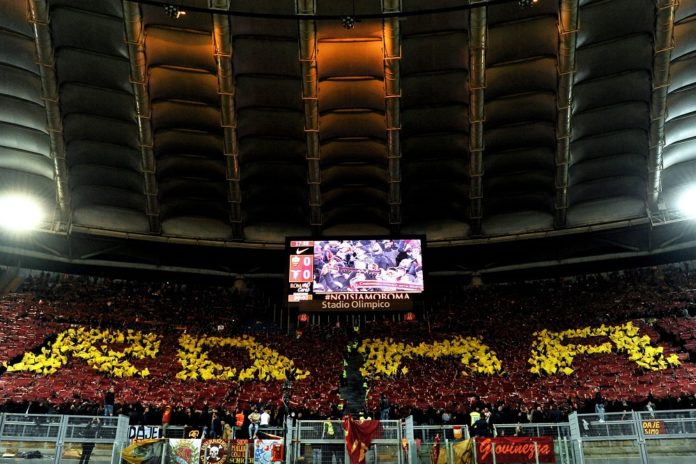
1,0 -> 696,279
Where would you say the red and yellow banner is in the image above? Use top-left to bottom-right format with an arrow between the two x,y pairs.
475,437 -> 555,464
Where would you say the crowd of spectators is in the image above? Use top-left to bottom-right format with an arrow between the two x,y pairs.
0,264 -> 695,427
0,299 -> 63,364
362,265 -> 696,424
19,273 -> 279,334
0,273 -> 345,420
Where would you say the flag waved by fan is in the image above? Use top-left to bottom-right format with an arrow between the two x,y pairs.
432,434 -> 441,464
342,417 -> 382,464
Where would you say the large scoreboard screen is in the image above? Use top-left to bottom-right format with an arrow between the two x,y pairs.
287,237 -> 425,306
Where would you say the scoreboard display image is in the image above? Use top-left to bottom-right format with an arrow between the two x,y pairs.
286,238 -> 425,304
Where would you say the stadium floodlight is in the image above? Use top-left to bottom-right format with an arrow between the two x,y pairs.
0,194 -> 44,231
677,186 -> 696,218
678,187 -> 696,218
164,4 -> 186,19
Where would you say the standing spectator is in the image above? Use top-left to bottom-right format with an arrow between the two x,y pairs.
620,401 -> 632,421
646,400 -> 656,419
235,408 -> 245,438
260,408 -> 270,429
79,418 -> 101,464
128,404 -> 142,425
441,409 -> 451,425
322,416 -> 335,439
594,388 -> 605,423
470,407 -> 481,427
201,401 -> 211,430
472,416 -> 490,437
104,387 -> 115,417
531,406 -> 544,423
210,412 -> 222,438
162,405 -> 172,437
223,423 -> 233,441
379,394 -> 390,421
142,405 -> 156,425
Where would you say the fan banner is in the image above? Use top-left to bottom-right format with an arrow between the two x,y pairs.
122,438 -> 165,464
183,427 -> 204,439
641,420 -> 666,435
167,439 -> 201,464
200,439 -> 228,464
475,437 -> 555,463
434,438 -> 473,464
230,440 -> 250,464
253,439 -> 283,464
128,425 -> 162,440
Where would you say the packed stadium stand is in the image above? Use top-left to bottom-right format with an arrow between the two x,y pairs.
0,266 -> 694,431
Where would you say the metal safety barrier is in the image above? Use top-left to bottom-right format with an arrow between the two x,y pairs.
569,410 -> 696,464
493,422 -> 569,438
0,413 -> 128,464
1,411 -> 696,464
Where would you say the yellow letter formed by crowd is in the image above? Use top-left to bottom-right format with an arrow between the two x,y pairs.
528,321 -> 681,375
175,334 -> 309,381
4,327 -> 160,377
357,336 -> 503,379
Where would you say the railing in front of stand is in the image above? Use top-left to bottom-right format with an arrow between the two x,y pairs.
2,411 -> 696,464
0,413 -> 126,464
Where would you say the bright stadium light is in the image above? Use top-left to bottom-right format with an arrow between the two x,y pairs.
678,187 -> 696,218
0,194 -> 44,231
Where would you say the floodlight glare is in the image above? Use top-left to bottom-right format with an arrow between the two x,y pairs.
677,187 -> 696,218
0,194 -> 44,231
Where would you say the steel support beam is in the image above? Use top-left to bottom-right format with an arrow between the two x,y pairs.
123,1 -> 161,233
383,0 -> 402,229
468,6 -> 486,235
647,0 -> 676,211
212,13 -> 244,238
297,0 -> 323,232
28,0 -> 71,230
554,0 -> 579,227
0,243 -> 282,278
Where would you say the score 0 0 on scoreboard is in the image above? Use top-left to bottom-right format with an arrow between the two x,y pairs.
288,241 -> 314,302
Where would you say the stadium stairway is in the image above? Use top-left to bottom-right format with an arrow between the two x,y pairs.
339,347 -> 368,417
0,268 -> 24,296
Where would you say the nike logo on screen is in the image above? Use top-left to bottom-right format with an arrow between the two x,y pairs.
296,248 -> 309,254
